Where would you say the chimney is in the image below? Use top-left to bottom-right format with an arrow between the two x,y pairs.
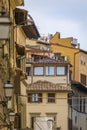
78,43 -> 80,49
57,32 -> 60,39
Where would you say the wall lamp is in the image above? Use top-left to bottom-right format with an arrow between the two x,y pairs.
9,111 -> 15,122
0,2 -> 15,129
4,80 -> 14,99
0,111 -> 15,130
0,17 -> 12,40
0,81 -> 15,129
0,0 -> 11,40
0,80 -> 13,105
0,8 -> 12,59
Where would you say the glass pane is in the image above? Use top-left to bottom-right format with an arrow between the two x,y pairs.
32,94 -> 38,102
34,67 -> 43,75
26,67 -> 31,76
46,66 -> 54,75
57,67 -> 65,75
48,93 -> 55,103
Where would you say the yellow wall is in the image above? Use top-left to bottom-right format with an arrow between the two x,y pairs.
50,32 -> 81,80
26,39 -> 37,46
26,39 -> 50,48
50,32 -> 73,47
75,51 -> 87,83
26,92 -> 68,130
27,76 -> 68,85
51,43 -> 79,80
14,27 -> 26,46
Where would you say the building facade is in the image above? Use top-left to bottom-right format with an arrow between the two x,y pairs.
74,50 -> 87,86
69,81 -> 87,130
50,32 -> 80,81
0,0 -> 25,130
24,40 -> 72,130
50,32 -> 87,130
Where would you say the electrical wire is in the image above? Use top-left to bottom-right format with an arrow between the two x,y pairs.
19,94 -> 87,100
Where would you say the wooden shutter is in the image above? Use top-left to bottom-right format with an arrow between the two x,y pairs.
27,93 -> 31,103
39,93 -> 42,102
14,114 -> 21,129
80,74 -> 86,85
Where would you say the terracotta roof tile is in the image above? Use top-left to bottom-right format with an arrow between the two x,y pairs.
27,80 -> 71,92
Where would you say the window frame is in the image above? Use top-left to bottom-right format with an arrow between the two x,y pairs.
56,66 -> 66,76
28,93 -> 42,103
46,66 -> 55,76
34,66 -> 44,76
47,93 -> 56,103
80,74 -> 86,85
26,67 -> 31,76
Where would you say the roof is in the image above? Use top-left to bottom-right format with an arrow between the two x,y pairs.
14,8 -> 28,13
71,80 -> 87,93
14,8 -> 28,25
26,45 -> 51,53
27,80 -> 71,92
79,49 -> 87,54
22,24 -> 40,39
14,8 -> 40,39
37,39 -> 50,45
32,56 -> 71,66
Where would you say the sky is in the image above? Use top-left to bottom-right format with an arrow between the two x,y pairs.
22,0 -> 87,51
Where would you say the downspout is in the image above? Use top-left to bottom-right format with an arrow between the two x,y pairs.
22,0 -> 24,6
31,63 -> 33,85
73,50 -> 80,80
67,64 -> 70,85
9,0 -> 10,17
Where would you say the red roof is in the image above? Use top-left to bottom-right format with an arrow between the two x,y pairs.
27,80 -> 71,92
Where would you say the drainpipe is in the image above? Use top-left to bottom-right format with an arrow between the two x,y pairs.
73,50 -> 80,80
31,63 -> 33,85
67,64 -> 70,85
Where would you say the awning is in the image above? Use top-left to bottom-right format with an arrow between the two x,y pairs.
22,24 -> 40,39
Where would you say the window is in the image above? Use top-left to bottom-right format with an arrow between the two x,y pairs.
21,58 -> 26,72
46,66 -> 54,76
16,58 -> 21,68
57,67 -> 66,75
80,56 -> 83,64
80,55 -> 86,65
54,53 -> 61,60
28,93 -> 42,103
16,57 -> 26,72
48,93 -> 55,103
75,116 -> 77,124
32,94 -> 39,102
26,67 -> 31,76
34,67 -> 43,75
83,98 -> 85,113
80,74 -> 86,85
80,97 -> 82,112
83,57 -> 86,65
